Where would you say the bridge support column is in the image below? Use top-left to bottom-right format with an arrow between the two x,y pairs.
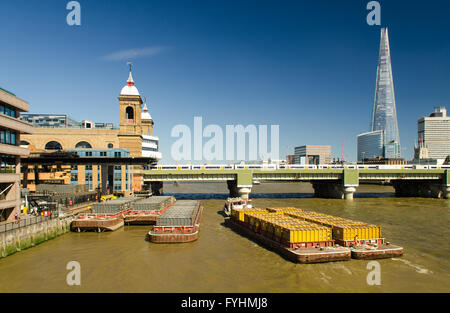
312,182 -> 356,200
227,180 -> 252,199
150,181 -> 163,196
237,186 -> 252,200
344,186 -> 356,200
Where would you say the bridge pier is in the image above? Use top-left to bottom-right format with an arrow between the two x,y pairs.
150,181 -> 163,196
237,187 -> 252,200
344,186 -> 356,200
312,181 -> 355,199
227,180 -> 252,200
392,180 -> 448,198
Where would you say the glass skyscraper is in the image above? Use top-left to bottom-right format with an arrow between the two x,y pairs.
357,28 -> 401,161
371,27 -> 401,158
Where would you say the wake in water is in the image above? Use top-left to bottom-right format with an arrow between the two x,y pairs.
391,258 -> 433,274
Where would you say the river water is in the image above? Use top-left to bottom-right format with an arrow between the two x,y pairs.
0,182 -> 448,293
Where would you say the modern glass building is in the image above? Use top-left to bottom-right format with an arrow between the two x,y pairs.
357,130 -> 384,161
417,106 -> 450,159
371,27 -> 401,158
21,114 -> 116,129
357,27 -> 401,160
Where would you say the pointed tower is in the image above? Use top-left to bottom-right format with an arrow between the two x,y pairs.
372,27 -> 401,158
141,102 -> 154,136
118,66 -> 143,157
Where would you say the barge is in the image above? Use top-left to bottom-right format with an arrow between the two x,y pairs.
71,209 -> 131,232
148,200 -> 203,243
124,196 -> 176,225
225,206 -> 403,263
224,217 -> 351,263
71,196 -> 138,232
285,211 -> 403,260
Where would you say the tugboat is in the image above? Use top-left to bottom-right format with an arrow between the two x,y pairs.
223,197 -> 252,216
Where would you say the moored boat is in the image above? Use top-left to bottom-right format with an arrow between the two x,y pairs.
223,197 -> 252,216
148,200 -> 203,243
71,209 -> 131,232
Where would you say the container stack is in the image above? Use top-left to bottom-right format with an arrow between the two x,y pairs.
156,200 -> 200,227
130,196 -> 176,213
91,197 -> 138,214
242,212 -> 333,248
285,211 -> 382,244
231,207 -> 268,222
266,207 -> 303,213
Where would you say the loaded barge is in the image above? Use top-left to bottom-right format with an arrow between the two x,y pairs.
71,197 -> 138,232
225,207 -> 403,263
124,196 -> 175,225
147,200 -> 203,243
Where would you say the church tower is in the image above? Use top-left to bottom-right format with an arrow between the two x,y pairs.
118,66 -> 143,157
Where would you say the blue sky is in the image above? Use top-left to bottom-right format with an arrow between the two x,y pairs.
1,0 -> 449,163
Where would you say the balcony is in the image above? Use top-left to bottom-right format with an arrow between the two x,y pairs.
0,114 -> 34,134
0,143 -> 29,156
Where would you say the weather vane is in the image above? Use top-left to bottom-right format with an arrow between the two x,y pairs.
127,61 -> 132,72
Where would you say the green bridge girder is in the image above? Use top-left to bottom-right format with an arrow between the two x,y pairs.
142,169 -> 447,185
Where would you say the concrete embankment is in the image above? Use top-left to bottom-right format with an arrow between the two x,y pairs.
0,216 -> 74,259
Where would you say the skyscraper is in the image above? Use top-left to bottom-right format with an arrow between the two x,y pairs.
372,27 -> 401,158
357,28 -> 401,161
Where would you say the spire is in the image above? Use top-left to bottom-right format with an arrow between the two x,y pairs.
127,62 -> 134,86
141,98 -> 152,120
120,62 -> 139,96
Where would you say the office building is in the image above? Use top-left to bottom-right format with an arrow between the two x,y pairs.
417,106 -> 450,160
357,130 -> 384,161
357,27 -> 401,161
0,87 -> 33,222
294,145 -> 331,165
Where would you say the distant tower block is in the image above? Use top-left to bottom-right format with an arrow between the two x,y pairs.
372,27 -> 401,158
118,65 -> 143,157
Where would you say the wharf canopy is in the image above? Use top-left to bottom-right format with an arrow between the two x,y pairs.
20,68 -> 161,193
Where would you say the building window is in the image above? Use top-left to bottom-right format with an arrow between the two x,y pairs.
20,141 -> 30,146
44,141 -> 63,150
0,154 -> 16,173
85,165 -> 92,171
86,151 -> 92,156
0,105 -> 17,118
75,141 -> 92,149
107,143 -> 113,148
126,106 -> 134,122
0,129 -> 18,146
71,173 -> 78,182
100,152 -> 107,156
114,151 -> 121,157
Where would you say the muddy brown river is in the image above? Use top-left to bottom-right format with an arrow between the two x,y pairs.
0,182 -> 448,292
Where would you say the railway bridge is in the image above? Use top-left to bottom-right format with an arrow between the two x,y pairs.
143,168 -> 450,200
